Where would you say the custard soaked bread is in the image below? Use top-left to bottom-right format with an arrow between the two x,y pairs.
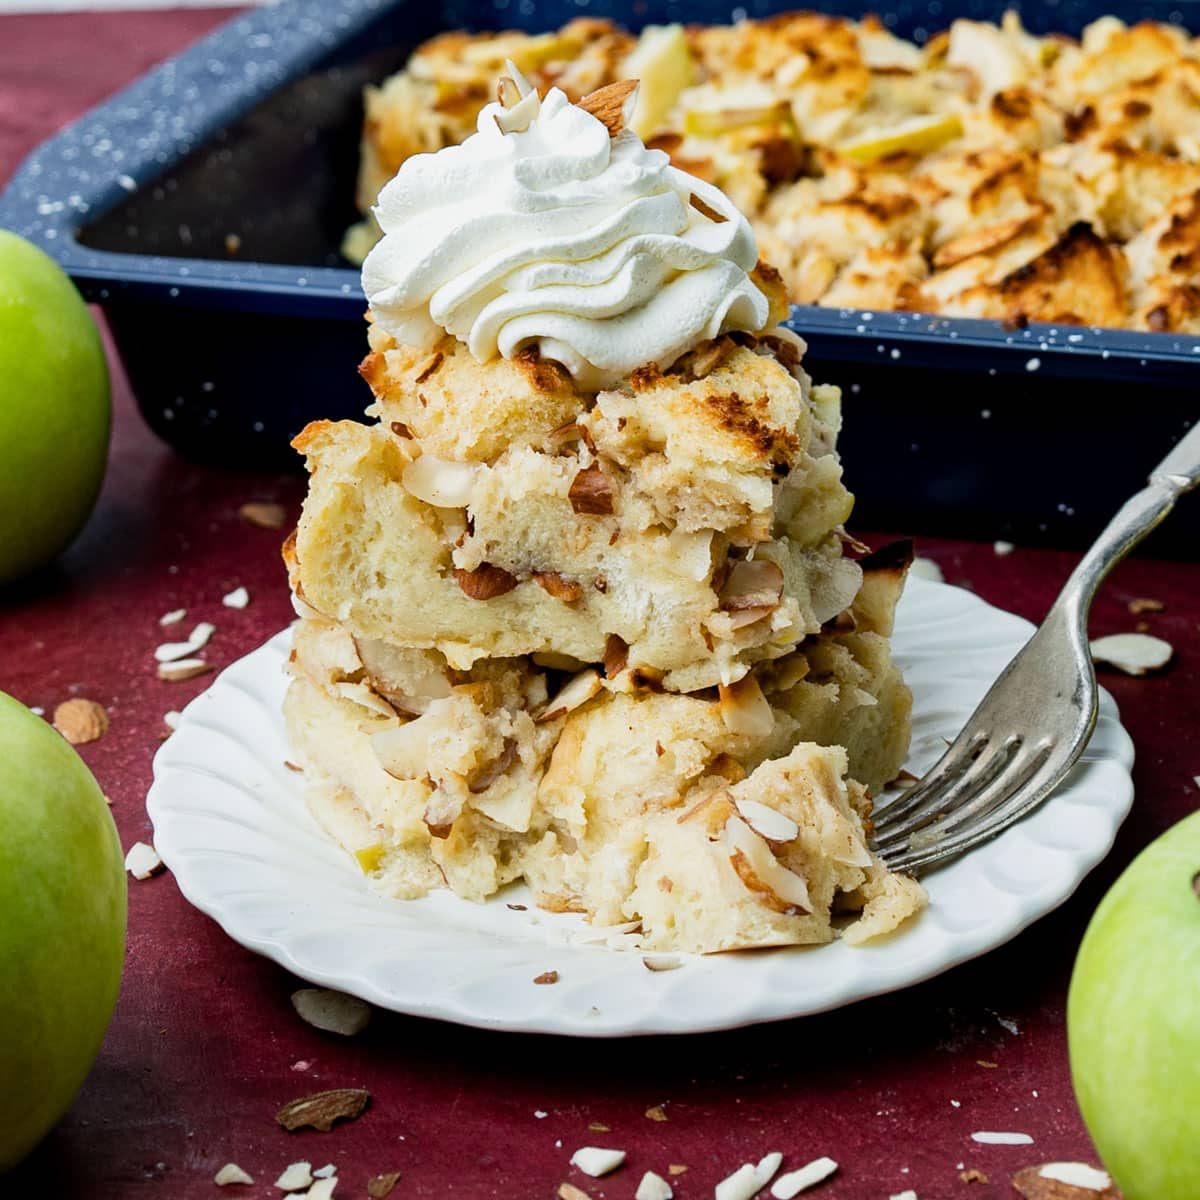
286,72 -> 925,952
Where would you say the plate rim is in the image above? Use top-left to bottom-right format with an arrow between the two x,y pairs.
147,577 -> 1135,1037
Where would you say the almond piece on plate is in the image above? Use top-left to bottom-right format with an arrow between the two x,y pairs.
157,658 -> 212,682
222,586 -> 250,609
636,1171 -> 674,1200
53,698 -> 109,745
771,1157 -> 838,1198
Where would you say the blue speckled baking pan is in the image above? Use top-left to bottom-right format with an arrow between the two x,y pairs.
1,0 -> 1198,549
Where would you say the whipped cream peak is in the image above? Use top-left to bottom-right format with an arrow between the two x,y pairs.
361,77 -> 770,389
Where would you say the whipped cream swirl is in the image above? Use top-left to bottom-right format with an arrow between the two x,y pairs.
361,83 -> 770,388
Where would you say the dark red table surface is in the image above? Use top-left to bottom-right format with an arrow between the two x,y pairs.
2,10 -> 1199,1199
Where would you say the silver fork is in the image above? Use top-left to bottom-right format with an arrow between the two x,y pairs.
873,420 -> 1200,875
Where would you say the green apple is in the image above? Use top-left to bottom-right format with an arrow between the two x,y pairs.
0,229 -> 110,586
0,690 -> 126,1172
1068,809 -> 1200,1199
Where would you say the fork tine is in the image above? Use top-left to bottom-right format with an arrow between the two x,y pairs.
882,743 -> 1061,873
872,734 -> 1022,851
870,732 -> 988,835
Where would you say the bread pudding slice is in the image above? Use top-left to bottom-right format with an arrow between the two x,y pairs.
284,545 -> 920,949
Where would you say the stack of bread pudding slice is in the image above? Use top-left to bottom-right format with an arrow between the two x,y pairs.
284,69 -> 926,954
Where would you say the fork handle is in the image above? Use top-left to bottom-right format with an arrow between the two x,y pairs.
1059,419 -> 1200,621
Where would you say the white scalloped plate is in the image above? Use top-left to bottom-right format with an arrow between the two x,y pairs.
148,577 -> 1134,1036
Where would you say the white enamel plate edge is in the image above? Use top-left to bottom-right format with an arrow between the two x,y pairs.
147,576 -> 1135,1037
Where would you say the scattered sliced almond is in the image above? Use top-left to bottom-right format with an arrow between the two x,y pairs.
603,634 -> 629,678
588,1122 -> 611,1133
454,563 -> 518,600
642,955 -> 682,972
303,1181 -> 337,1200
275,1161 -> 314,1192
240,500 -> 287,529
537,669 -> 602,723
577,79 -> 638,137
494,84 -> 541,133
214,1163 -> 254,1186
291,988 -> 371,1037
125,842 -> 164,881
367,1173 -> 402,1199
1013,1163 -> 1119,1198
159,607 -> 187,626
668,1165 -> 688,1176
734,798 -> 799,844
993,540 -> 1015,556
568,465 -> 614,515
332,681 -> 398,720
716,1163 -> 761,1200
636,1171 -> 674,1200
414,350 -> 443,384
755,1152 -> 784,1188
157,657 -> 212,682
1127,597 -> 1164,614
1089,632 -> 1173,675
972,1131 -> 1033,1145
155,621 -> 216,663
222,586 -> 250,609
53,698 -> 109,745
644,1105 -> 668,1122
164,710 -> 182,731
533,970 -> 560,985
276,1088 -> 370,1133
402,455 -> 479,508
312,1165 -> 336,1180
571,1147 -> 626,1178
889,1192 -> 919,1200
961,1169 -> 989,1183
771,1157 -> 838,1198
559,1185 -> 591,1200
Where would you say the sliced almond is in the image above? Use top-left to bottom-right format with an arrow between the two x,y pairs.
214,1163 -> 254,1186
715,1163 -> 761,1200
642,955 -> 683,972
644,1105 -> 668,1121
534,572 -> 583,603
332,681 -> 399,720
537,669 -> 603,723
570,1146 -> 626,1178
367,1173 -> 402,1200
164,710 -> 183,731
771,1158 -> 839,1198
1089,632 -> 1173,675
455,563 -> 518,600
274,1161 -> 314,1192
313,1166 -> 337,1180
159,607 -> 187,626
239,500 -> 287,529
689,192 -> 729,224
933,215 -> 1034,269
157,658 -> 212,682
53,698 -> 109,745
371,717 -> 432,780
155,621 -> 215,663
603,634 -> 629,678
494,86 -> 541,133
275,1088 -> 370,1133
577,79 -> 638,137
222,586 -> 250,609
305,1179 -> 337,1200
734,798 -> 800,844
1013,1163 -> 1118,1198
636,1171 -> 674,1200
1127,597 -> 1164,614
723,815 -> 811,914
401,455 -> 479,508
424,780 -> 467,839
717,675 -> 775,738
414,349 -> 443,384
719,559 -> 785,610
290,988 -> 372,1037
533,970 -> 560,985
559,1185 -> 591,1200
568,465 -> 614,515
125,841 -> 164,881
468,738 -> 518,794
